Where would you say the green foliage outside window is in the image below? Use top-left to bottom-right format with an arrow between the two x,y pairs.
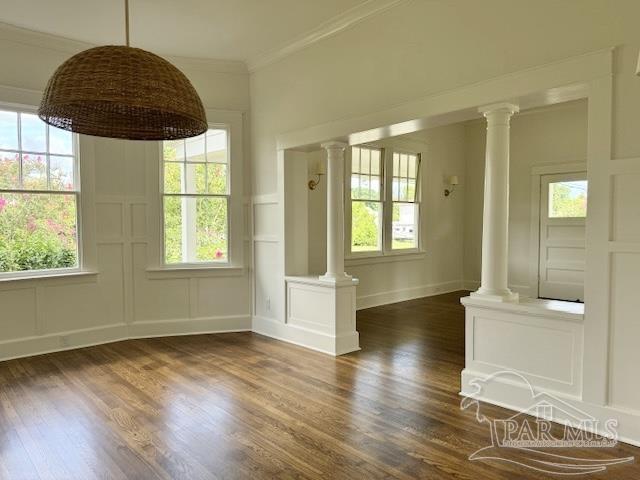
351,201 -> 379,251
0,157 -> 78,272
163,140 -> 229,264
549,181 -> 587,218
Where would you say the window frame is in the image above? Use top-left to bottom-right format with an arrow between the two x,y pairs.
158,113 -> 244,272
0,102 -> 83,280
348,145 -> 384,256
345,145 -> 423,260
388,149 -> 421,253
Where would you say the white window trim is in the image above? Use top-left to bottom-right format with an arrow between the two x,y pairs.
345,145 -> 423,260
156,109 -> 244,272
0,101 -> 90,282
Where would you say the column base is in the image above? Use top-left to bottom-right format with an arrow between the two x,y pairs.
282,276 -> 360,356
471,288 -> 519,303
319,273 -> 353,285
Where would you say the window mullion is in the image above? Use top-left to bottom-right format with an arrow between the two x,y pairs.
383,149 -> 393,254
204,133 -> 209,194
344,147 -> 352,256
17,113 -> 23,189
45,125 -> 50,190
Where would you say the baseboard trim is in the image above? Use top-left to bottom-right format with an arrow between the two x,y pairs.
252,315 -> 360,356
0,315 -> 252,362
461,369 -> 640,448
356,280 -> 463,310
462,280 -> 480,291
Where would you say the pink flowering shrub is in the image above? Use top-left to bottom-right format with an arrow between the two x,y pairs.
0,156 -> 77,273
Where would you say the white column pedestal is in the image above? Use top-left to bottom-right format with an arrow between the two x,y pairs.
471,102 -> 519,303
320,141 -> 352,284
285,276 -> 360,355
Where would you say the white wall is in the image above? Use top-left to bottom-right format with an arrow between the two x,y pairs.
303,103 -> 587,309
307,150 -> 326,276
250,0 -> 640,323
463,100 -> 589,295
306,124 -> 466,309
304,102 -> 587,308
0,24 -> 252,360
249,0 -> 640,442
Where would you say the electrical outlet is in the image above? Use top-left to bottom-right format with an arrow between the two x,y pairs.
60,335 -> 70,348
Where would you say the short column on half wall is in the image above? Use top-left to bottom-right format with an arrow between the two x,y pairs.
320,141 -> 352,284
471,102 -> 519,303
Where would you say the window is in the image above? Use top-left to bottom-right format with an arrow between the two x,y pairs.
347,146 -> 421,256
162,128 -> 229,265
350,146 -> 383,252
391,152 -> 420,250
548,180 -> 587,218
0,108 -> 79,275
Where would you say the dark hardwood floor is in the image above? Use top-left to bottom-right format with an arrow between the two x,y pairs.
1,291 -> 638,479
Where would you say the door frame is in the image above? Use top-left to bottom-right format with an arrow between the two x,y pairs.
528,162 -> 587,299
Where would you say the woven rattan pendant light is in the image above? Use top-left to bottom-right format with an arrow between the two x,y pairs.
38,0 -> 207,140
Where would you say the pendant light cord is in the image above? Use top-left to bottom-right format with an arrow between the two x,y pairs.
124,0 -> 130,46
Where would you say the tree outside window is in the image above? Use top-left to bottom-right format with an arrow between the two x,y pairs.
162,129 -> 230,264
0,109 -> 79,274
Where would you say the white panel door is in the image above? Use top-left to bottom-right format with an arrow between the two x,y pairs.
538,173 -> 587,302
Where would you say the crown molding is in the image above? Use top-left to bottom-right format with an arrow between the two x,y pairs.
0,21 -> 247,75
0,0 -> 406,77
0,21 -> 91,55
246,0 -> 407,72
0,0 -> 408,76
164,55 -> 247,75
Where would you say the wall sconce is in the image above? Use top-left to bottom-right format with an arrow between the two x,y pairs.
444,175 -> 459,197
308,160 -> 326,190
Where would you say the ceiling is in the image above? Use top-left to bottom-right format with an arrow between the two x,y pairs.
0,0 -> 369,62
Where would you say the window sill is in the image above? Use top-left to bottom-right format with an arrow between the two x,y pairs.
0,270 -> 98,290
345,250 -> 426,267
146,265 -> 246,280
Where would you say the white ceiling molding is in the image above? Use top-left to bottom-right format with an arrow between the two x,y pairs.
0,21 -> 89,55
0,21 -> 248,75
247,0 -> 407,72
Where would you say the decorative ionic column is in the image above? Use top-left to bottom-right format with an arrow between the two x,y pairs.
320,141 -> 352,284
471,103 -> 519,302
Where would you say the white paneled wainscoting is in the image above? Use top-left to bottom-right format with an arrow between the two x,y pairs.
0,95 -> 253,362
0,185 -> 253,362
461,296 -> 584,398
460,295 -> 640,447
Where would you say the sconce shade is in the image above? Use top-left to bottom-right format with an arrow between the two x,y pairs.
449,175 -> 459,185
315,160 -> 327,176
38,45 -> 208,140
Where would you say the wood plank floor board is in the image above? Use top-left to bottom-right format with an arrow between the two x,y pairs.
1,291 -> 639,479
